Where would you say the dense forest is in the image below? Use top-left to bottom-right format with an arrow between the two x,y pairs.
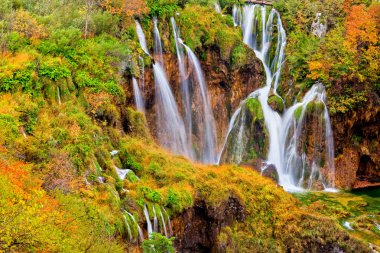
0,0 -> 379,252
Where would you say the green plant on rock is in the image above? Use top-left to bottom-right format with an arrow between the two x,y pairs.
142,232 -> 175,253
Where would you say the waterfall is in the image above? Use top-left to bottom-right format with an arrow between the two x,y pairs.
154,63 -> 191,158
182,44 -> 218,164
161,206 -> 172,237
126,211 -> 144,242
138,56 -> 145,95
171,17 -> 193,157
132,77 -> 145,113
153,18 -> 164,64
158,207 -> 168,237
135,20 -> 150,55
57,86 -> 61,104
232,5 -> 242,26
220,5 -> 335,191
114,165 -> 132,180
152,205 -> 158,232
215,1 -> 222,13
143,204 -> 153,237
123,214 -> 133,241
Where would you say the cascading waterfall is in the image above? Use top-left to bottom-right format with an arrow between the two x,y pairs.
143,204 -> 153,236
132,77 -> 145,113
135,20 -> 150,55
182,44 -> 218,164
153,18 -> 164,64
125,211 -> 144,242
220,4 -> 335,191
159,207 -> 168,237
161,206 -> 172,237
123,214 -> 133,241
152,205 -> 158,232
138,56 -> 145,95
153,18 -> 193,159
153,63 -> 191,157
171,18 -> 193,154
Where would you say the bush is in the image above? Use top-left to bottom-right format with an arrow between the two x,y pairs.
142,233 -> 175,253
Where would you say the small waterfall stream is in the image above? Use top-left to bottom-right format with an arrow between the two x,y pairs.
182,44 -> 218,164
143,204 -> 153,236
135,20 -> 150,55
132,77 -> 145,113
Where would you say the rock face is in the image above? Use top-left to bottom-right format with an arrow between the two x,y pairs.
332,93 -> 380,189
172,197 -> 245,253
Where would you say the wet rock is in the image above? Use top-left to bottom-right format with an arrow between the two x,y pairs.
267,94 -> 284,113
262,164 -> 279,183
173,197 -> 245,253
219,98 -> 269,164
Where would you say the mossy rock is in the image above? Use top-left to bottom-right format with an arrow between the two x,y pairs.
220,98 -> 268,164
306,101 -> 325,114
268,94 -> 284,113
294,106 -> 303,121
245,97 -> 264,120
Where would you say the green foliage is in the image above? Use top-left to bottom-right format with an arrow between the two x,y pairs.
142,232 -> 175,253
166,188 -> 193,213
39,59 -> 71,81
147,0 -> 178,17
4,32 -> 29,53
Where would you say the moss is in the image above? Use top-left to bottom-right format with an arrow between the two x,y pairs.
245,97 -> 264,120
306,100 -> 325,114
294,106 -> 303,121
231,42 -> 247,69
268,94 -> 284,113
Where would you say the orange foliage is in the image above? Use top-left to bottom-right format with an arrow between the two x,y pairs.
101,0 -> 149,17
344,3 -> 378,53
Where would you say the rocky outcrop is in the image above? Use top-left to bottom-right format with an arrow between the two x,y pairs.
172,197 -> 245,253
332,92 -> 380,189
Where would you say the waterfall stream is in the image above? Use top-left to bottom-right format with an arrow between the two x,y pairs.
220,4 -> 335,191
132,77 -> 145,113
135,20 -> 150,55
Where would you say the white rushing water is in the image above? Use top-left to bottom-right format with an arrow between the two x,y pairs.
171,17 -> 193,156
144,204 -> 153,237
220,4 -> 335,191
114,165 -> 132,180
152,205 -> 158,232
154,63 -> 191,158
215,1 -> 222,13
182,44 -> 218,164
123,214 -> 133,241
153,17 -> 164,64
132,77 -> 145,113
125,211 -> 144,242
161,206 -> 172,237
135,20 -> 150,55
159,207 -> 168,237
152,18 -> 193,159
